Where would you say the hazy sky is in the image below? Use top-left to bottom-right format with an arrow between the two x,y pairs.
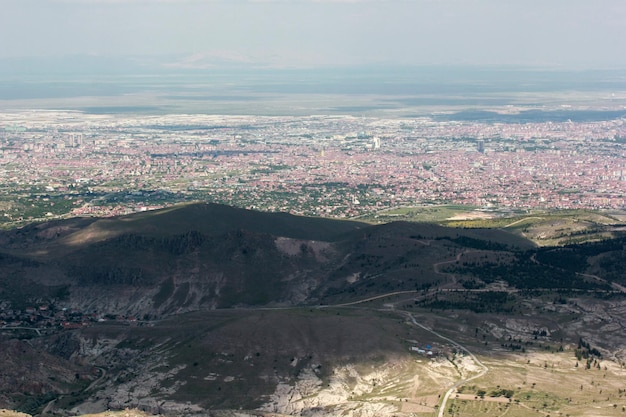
2,0 -> 626,69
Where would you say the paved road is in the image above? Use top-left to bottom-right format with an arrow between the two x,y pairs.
0,326 -> 41,335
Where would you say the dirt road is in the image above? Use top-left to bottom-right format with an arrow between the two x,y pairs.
404,312 -> 488,417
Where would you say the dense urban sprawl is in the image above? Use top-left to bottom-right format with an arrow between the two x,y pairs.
1,111 -> 625,223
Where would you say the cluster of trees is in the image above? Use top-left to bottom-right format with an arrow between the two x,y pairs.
447,252 -> 607,290
500,343 -> 525,352
490,388 -> 515,398
107,231 -> 207,256
416,291 -> 515,313
534,247 -> 588,272
447,236 -> 510,251
575,337 -> 602,362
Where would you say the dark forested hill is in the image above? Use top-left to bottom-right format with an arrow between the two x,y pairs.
0,203 -> 621,316
1,203 -> 625,416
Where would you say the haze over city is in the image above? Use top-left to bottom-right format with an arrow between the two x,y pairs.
1,0 -> 626,70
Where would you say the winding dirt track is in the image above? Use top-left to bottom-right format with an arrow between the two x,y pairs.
403,312 -> 488,417
323,287 -> 490,417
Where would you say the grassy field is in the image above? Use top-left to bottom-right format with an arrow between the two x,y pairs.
358,205 -> 486,224
444,351 -> 626,417
359,206 -> 626,247
442,209 -> 626,246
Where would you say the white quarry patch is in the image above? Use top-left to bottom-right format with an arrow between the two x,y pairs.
454,353 -> 482,377
74,334 -> 203,415
260,364 -> 398,416
346,272 -> 360,284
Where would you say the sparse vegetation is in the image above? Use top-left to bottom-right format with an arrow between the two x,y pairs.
0,203 -> 625,416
